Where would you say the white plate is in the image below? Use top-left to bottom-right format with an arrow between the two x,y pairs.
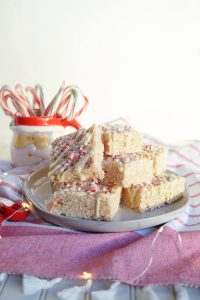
23,167 -> 189,233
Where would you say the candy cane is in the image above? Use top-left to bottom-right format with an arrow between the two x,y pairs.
55,93 -> 71,118
35,84 -> 45,114
0,93 -> 14,117
1,86 -> 35,116
2,93 -> 19,117
66,85 -> 89,119
44,81 -> 65,116
16,84 -> 45,115
0,82 -> 89,120
54,85 -> 89,120
62,85 -> 89,120
26,86 -> 44,114
0,88 -> 28,117
55,86 -> 78,119
15,84 -> 30,104
73,94 -> 89,119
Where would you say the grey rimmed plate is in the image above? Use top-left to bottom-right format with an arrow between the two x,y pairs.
23,166 -> 189,233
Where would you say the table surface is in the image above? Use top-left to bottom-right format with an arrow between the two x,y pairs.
0,275 -> 200,300
0,146 -> 200,299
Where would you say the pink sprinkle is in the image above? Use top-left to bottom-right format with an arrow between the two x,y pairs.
81,150 -> 87,157
137,183 -> 145,190
152,176 -> 163,185
68,139 -> 75,147
69,153 -> 77,160
112,155 -> 120,160
125,125 -> 131,129
145,144 -> 153,151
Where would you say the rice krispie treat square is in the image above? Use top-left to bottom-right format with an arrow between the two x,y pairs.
140,144 -> 167,176
48,124 -> 104,184
121,172 -> 185,212
103,154 -> 154,187
102,124 -> 143,155
103,145 -> 166,187
50,180 -> 121,221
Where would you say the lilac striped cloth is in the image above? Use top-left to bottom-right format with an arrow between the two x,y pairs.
0,136 -> 200,286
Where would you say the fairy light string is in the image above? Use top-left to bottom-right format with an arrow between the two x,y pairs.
130,225 -> 183,283
0,171 -> 31,227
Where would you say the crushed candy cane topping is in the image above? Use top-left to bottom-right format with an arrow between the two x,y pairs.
104,153 -> 136,163
49,128 -> 91,175
132,173 -> 179,189
102,124 -> 133,133
56,179 -> 112,194
145,144 -> 153,151
152,176 -> 164,185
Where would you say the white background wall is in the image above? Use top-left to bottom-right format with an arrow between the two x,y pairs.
0,0 -> 200,147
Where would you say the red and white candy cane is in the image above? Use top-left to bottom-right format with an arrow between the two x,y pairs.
54,85 -> 78,119
0,86 -> 35,117
0,87 -> 22,117
35,84 -> 45,114
26,86 -> 45,114
52,84 -> 89,120
5,86 -> 34,116
44,81 -> 65,116
0,82 -> 89,120
0,93 -> 14,117
67,85 -> 89,120
16,84 -> 45,115
15,84 -> 30,104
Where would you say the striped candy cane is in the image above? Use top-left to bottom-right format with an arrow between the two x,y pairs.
0,86 -> 35,117
50,84 -> 89,120
0,82 -> 89,120
44,81 -> 65,116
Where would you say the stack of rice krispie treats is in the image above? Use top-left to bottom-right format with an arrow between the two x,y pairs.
49,124 -> 185,221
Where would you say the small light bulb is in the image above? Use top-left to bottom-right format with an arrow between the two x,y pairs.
80,272 -> 93,279
22,203 -> 29,210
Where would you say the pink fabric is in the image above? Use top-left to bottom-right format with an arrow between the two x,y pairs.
0,226 -> 200,286
0,137 -> 200,285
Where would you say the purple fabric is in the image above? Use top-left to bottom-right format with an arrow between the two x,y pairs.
0,226 -> 200,286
